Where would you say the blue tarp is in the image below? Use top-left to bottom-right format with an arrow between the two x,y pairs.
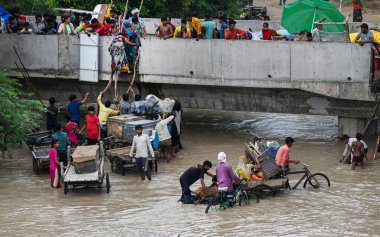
0,7 -> 12,25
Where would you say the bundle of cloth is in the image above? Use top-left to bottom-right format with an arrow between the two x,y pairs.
131,94 -> 176,116
235,156 -> 264,183
108,35 -> 126,71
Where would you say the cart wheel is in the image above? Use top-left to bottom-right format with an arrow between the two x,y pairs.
64,182 -> 68,194
106,172 -> 110,194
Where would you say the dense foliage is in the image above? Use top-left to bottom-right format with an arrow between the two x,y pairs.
0,0 -> 250,18
0,70 -> 44,157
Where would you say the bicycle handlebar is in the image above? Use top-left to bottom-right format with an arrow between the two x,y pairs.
300,162 -> 308,168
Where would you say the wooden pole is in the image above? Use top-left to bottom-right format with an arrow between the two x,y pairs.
362,99 -> 380,136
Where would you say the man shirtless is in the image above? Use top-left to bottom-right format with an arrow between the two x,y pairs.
156,16 -> 173,40
351,133 -> 365,170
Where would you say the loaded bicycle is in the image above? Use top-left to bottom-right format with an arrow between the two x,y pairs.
205,184 -> 250,214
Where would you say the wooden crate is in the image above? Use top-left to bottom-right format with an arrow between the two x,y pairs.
107,114 -> 144,139
72,145 -> 99,163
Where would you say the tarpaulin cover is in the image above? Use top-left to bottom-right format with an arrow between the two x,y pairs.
281,0 -> 345,33
0,7 -> 11,25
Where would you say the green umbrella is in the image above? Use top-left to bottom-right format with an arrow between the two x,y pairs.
281,0 -> 346,33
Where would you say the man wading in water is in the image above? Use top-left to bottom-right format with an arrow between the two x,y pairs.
129,125 -> 155,181
351,133 -> 365,170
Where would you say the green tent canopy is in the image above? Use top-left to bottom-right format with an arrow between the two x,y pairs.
281,0 -> 346,33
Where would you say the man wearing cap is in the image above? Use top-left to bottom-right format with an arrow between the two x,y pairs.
216,152 -> 241,194
275,137 -> 300,175
129,124 -> 155,181
224,19 -> 247,40
128,8 -> 147,38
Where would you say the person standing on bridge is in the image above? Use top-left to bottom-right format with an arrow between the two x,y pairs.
186,13 -> 203,40
352,0 -> 363,22
128,8 -> 148,38
224,19 -> 247,40
202,14 -> 216,39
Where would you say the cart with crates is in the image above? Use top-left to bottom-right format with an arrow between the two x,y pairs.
106,146 -> 159,176
63,141 -> 110,194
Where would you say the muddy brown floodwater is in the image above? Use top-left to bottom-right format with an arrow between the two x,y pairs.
1,109 -> 380,237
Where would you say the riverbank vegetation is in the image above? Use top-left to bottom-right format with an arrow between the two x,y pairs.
0,70 -> 43,158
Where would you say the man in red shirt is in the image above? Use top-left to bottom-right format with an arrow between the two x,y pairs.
85,18 -> 106,36
224,19 -> 247,40
79,106 -> 101,145
275,137 -> 300,175
352,0 -> 363,22
262,22 -> 276,40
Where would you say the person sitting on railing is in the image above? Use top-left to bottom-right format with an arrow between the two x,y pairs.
216,152 -> 241,195
275,137 -> 300,175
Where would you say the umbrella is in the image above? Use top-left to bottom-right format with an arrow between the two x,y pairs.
281,0 -> 345,33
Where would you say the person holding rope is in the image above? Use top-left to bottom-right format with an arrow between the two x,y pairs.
98,92 -> 120,138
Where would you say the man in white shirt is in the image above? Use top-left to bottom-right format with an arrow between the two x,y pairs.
154,114 -> 174,162
341,134 -> 368,164
129,125 -> 155,180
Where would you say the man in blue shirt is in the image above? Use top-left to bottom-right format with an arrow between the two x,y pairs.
120,93 -> 131,114
218,15 -> 227,39
202,14 -> 216,39
67,93 -> 90,126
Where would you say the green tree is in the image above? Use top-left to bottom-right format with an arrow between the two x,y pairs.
0,70 -> 44,158
0,0 -> 56,15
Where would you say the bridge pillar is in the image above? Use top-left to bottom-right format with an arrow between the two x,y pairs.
338,116 -> 378,137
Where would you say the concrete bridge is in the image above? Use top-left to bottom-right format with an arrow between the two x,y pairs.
0,34 -> 377,136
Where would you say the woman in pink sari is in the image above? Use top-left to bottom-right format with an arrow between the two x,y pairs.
66,121 -> 78,147
50,139 -> 62,188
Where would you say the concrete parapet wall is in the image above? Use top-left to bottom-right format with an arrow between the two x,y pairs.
0,34 -> 113,81
139,37 -> 372,101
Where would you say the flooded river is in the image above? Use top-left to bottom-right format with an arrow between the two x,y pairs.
1,109 -> 380,236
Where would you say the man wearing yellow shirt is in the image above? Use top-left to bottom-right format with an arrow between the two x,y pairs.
185,13 -> 202,40
97,93 -> 119,138
174,19 -> 191,39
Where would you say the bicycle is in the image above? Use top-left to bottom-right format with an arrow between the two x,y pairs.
205,184 -> 250,214
287,162 -> 330,190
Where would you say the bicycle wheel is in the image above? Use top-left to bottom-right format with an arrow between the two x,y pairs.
205,198 -> 222,214
304,173 -> 330,189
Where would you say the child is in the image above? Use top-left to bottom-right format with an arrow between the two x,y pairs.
49,139 -> 62,188
66,121 -> 78,147
79,106 -> 101,145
